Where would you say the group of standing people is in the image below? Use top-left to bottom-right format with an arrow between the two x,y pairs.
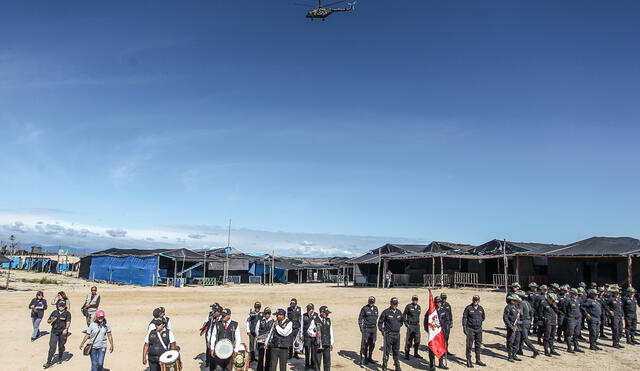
199,297 -> 334,371
28,286 -> 113,370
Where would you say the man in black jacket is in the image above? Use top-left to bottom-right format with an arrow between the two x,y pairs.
143,319 -> 176,371
308,306 -> 334,371
403,295 -> 422,360
358,296 -> 378,365
539,293 -> 560,357
462,295 -> 485,368
378,297 -> 403,371
43,300 -> 71,369
287,298 -> 302,359
304,304 -> 319,369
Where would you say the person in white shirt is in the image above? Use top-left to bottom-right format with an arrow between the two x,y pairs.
147,307 -> 172,335
143,319 -> 176,371
307,306 -> 334,371
207,308 -> 242,371
245,301 -> 263,363
265,309 -> 293,371
254,307 -> 274,371
201,303 -> 222,368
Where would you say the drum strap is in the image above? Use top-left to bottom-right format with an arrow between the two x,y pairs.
157,331 -> 169,351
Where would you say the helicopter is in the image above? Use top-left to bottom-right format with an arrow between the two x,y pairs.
295,0 -> 357,20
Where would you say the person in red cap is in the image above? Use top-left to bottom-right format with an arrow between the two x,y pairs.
79,310 -> 114,371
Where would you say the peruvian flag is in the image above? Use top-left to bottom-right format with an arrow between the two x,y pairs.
426,289 -> 447,358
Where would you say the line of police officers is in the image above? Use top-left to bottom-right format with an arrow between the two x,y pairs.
359,282 -> 638,371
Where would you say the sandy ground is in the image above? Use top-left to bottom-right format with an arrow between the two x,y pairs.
0,269 -> 636,371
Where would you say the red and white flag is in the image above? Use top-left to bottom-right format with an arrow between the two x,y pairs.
426,289 -> 447,358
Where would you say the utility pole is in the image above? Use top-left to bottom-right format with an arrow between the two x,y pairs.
503,239 -> 509,295
224,219 -> 231,285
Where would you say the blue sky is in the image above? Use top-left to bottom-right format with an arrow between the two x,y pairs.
1,1 -> 639,255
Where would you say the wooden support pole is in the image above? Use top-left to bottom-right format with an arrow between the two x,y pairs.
382,259 -> 388,288
173,259 -> 177,287
352,264 -> 356,286
431,257 -> 435,288
440,256 -> 444,289
628,256 -> 632,288
502,239 -> 509,294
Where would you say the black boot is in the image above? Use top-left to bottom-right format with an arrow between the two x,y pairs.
544,344 -> 551,357
394,358 -> 402,371
439,358 -> 449,369
566,343 -> 574,353
404,347 -> 410,360
466,356 -> 473,368
532,349 -> 539,358
507,351 -> 514,362
512,352 -> 521,361
475,352 -> 485,366
414,346 -> 423,359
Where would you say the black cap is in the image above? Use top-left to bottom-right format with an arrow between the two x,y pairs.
152,318 -> 165,326
153,308 -> 163,318
276,308 -> 286,316
290,298 -> 297,304
390,297 -> 399,304
319,306 -> 331,314
264,307 -> 272,314
412,295 -> 419,300
254,301 -> 262,308
56,300 -> 66,307
472,295 -> 480,301
221,308 -> 231,316
306,303 -> 314,310
368,296 -> 375,303
434,296 -> 442,302
440,293 -> 447,299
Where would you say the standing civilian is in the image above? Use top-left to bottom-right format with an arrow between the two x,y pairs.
79,310 -> 114,371
29,290 -> 47,341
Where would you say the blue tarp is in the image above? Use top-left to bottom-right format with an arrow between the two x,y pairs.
249,263 -> 287,283
1,257 -> 22,269
89,256 -> 158,286
23,258 -> 50,271
57,263 -> 71,272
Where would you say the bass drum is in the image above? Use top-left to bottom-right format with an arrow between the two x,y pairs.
159,350 -> 182,371
214,339 -> 234,360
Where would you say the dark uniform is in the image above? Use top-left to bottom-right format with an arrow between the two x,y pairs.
211,319 -> 239,371
246,307 -> 263,363
556,290 -> 568,342
538,295 -> 560,356
45,305 -> 71,367
303,308 -> 319,369
563,292 -> 583,352
517,293 -> 538,357
378,299 -> 403,371
268,315 -> 293,371
597,290 -> 609,338
607,292 -> 624,347
581,292 -> 603,350
503,298 -> 521,361
255,313 -> 273,371
440,294 -> 453,352
424,299 -> 449,370
622,290 -> 638,344
287,301 -> 303,359
533,287 -> 548,343
462,297 -> 485,368
309,309 -> 333,371
147,328 -> 172,371
357,300 -> 378,365
402,298 -> 422,359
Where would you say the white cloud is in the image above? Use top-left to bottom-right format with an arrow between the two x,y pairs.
105,229 -> 127,238
188,233 -> 206,239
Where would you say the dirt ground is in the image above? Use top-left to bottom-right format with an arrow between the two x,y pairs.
0,270 -> 636,371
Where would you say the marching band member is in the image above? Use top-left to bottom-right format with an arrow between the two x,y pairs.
308,306 -> 334,371
255,307 -> 274,371
208,308 -> 242,371
266,309 -> 293,371
303,303 -> 319,369
143,318 -> 176,371
246,301 -> 263,363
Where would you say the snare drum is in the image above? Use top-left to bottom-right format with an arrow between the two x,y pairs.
159,349 -> 182,371
214,338 -> 234,360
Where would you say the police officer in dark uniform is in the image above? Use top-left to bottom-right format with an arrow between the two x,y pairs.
358,296 -> 378,366
597,287 -> 609,339
246,301 -> 263,363
378,297 -> 403,371
43,300 -> 71,368
440,293 -> 453,355
503,295 -> 522,362
266,309 -> 293,371
556,285 -> 569,342
506,282 -> 521,303
607,288 -> 624,348
526,282 -> 539,304
581,288 -> 603,350
622,287 -> 637,345
516,290 -> 539,357
209,308 -> 242,371
533,284 -> 548,344
462,295 -> 485,368
564,288 -> 583,353
539,293 -> 560,357
307,306 -> 334,371
304,303 -> 319,369
424,296 -> 449,370
287,298 -> 303,359
402,295 -> 422,360
144,318 -> 176,371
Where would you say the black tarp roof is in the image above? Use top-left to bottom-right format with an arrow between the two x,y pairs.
542,237 -> 640,257
90,248 -> 205,262
0,254 -> 11,264
467,240 -> 563,256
